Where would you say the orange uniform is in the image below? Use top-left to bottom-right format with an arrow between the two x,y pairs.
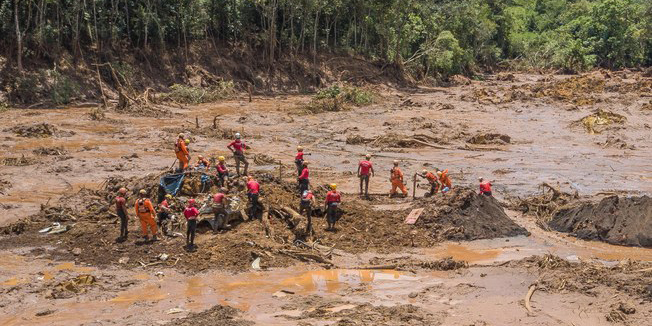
195,157 -> 210,168
390,166 -> 408,196
175,139 -> 190,169
135,198 -> 158,237
439,169 -> 452,188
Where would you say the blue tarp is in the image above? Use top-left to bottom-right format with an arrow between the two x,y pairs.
160,173 -> 185,196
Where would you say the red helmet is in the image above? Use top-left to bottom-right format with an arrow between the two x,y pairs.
188,199 -> 196,206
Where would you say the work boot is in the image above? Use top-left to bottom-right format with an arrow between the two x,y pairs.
152,234 -> 158,241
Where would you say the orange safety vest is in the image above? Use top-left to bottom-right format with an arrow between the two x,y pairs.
137,199 -> 151,213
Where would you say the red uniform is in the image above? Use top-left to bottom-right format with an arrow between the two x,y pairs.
228,140 -> 246,154
159,199 -> 170,212
295,152 -> 304,160
299,167 -> 310,180
325,191 -> 341,204
213,193 -> 225,204
115,196 -> 127,212
358,161 -> 373,176
247,180 -> 260,194
183,206 -> 200,220
216,163 -> 228,174
479,182 -> 492,195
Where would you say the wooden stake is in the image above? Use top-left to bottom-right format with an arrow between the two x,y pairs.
195,116 -> 200,128
412,173 -> 417,199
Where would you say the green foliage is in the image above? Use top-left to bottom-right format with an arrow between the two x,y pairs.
161,81 -> 235,104
427,31 -> 466,77
315,85 -> 374,106
48,70 -> 80,105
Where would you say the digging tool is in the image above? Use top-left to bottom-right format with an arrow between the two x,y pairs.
168,159 -> 178,172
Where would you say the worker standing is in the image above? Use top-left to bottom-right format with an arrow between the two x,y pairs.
216,156 -> 229,187
298,161 -> 310,194
324,184 -> 341,231
418,170 -> 440,197
479,177 -> 492,196
246,176 -> 261,219
157,194 -> 173,236
212,188 -> 228,232
357,154 -> 374,197
389,160 -> 408,197
295,146 -> 305,176
135,189 -> 158,241
194,155 -> 210,170
227,133 -> 248,176
184,199 -> 200,251
299,190 -> 316,234
114,188 -> 129,241
438,169 -> 452,193
175,134 -> 190,171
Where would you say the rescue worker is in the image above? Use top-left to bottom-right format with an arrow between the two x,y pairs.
114,188 -> 129,241
299,190 -> 316,234
298,161 -> 310,194
183,199 -> 200,250
438,169 -> 452,193
157,194 -> 172,236
175,134 -> 190,171
357,154 -> 374,197
389,160 -> 408,197
194,155 -> 210,170
212,188 -> 228,232
227,133 -> 248,176
295,146 -> 305,176
418,169 -> 440,197
135,189 -> 158,241
324,183 -> 341,231
246,176 -> 261,219
215,156 -> 229,187
479,177 -> 492,196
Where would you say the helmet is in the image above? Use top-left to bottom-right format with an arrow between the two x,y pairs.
165,194 -> 172,199
198,155 -> 203,159
235,133 -> 241,139
297,146 -> 303,151
185,139 -> 190,144
478,177 -> 484,181
422,169 -> 428,174
139,189 -> 147,195
302,161 -> 309,166
393,160 -> 399,166
302,190 -> 309,197
218,156 -> 225,161
118,187 -> 127,195
188,199 -> 196,205
247,176 -> 254,181
437,171 -> 442,176
365,154 -> 371,159
178,133 -> 184,138
330,183 -> 337,190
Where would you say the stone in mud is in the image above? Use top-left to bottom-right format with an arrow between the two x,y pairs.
468,133 -> 511,145
549,196 -> 652,247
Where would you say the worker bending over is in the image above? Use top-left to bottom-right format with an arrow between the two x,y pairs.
135,189 -> 158,241
390,160 -> 408,197
216,156 -> 229,187
418,169 -> 440,197
298,161 -> 310,194
194,155 -> 210,170
299,190 -> 316,234
438,169 -> 452,193
246,176 -> 261,219
115,188 -> 129,241
157,194 -> 172,236
227,133 -> 248,176
184,199 -> 200,251
358,154 -> 374,197
479,177 -> 492,196
175,134 -> 190,171
325,184 -> 341,231
212,188 -> 228,232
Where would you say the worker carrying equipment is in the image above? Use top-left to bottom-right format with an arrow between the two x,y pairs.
183,198 -> 200,251
227,133 -> 248,176
479,177 -> 493,196
389,160 -> 408,197
298,161 -> 310,194
134,189 -> 158,241
418,169 -> 440,197
215,156 -> 229,187
175,134 -> 190,171
115,188 -> 129,241
324,184 -> 341,231
357,154 -> 374,198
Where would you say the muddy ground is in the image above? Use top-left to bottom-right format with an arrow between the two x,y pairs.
1,71 -> 652,325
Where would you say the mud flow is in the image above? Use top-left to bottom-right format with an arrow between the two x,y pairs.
2,72 -> 652,325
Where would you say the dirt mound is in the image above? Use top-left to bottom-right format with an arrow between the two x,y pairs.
417,188 -> 528,241
5,123 -> 74,138
164,305 -> 252,326
574,109 -> 626,134
549,195 -> 652,247
1,155 -> 38,166
532,74 -> 605,105
468,133 -> 511,145
33,146 -> 68,156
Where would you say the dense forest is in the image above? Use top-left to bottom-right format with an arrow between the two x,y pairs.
1,0 -> 652,104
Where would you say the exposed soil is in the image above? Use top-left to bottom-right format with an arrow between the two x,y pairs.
549,195 -> 652,247
165,305 -> 253,326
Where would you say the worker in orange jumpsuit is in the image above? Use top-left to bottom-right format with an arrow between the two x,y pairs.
438,169 -> 452,193
389,160 -> 408,197
175,133 -> 190,171
418,169 -> 440,197
134,189 -> 158,241
194,155 -> 210,170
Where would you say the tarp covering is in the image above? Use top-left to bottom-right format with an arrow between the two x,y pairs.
160,173 -> 185,196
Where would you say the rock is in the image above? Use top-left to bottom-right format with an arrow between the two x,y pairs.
618,302 -> 636,315
118,257 -> 130,264
71,248 -> 82,256
408,292 -> 419,299
35,309 -> 56,316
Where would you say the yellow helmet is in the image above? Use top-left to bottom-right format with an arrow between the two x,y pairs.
218,156 -> 225,161
297,146 -> 304,151
185,139 -> 190,144
330,183 -> 337,190
139,189 -> 147,195
165,194 -> 172,199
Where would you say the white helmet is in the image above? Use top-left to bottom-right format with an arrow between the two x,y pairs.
235,133 -> 241,139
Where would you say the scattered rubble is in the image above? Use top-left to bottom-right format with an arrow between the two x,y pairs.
575,109 -> 626,134
468,133 -> 511,145
5,123 -> 74,138
164,305 -> 253,326
33,146 -> 68,156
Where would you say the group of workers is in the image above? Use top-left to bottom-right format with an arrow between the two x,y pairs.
115,133 -> 492,250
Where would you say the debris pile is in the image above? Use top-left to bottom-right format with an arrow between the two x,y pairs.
48,275 -> 97,299
575,109 -> 626,134
467,133 -> 511,145
346,133 -> 446,149
549,195 -> 652,247
532,74 -> 605,105
417,188 -> 528,241
33,146 -> 68,156
511,183 -> 578,229
5,123 -> 74,138
2,155 -> 38,166
368,256 -> 468,271
164,305 -> 253,326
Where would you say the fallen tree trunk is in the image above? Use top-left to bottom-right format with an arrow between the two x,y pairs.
281,206 -> 309,241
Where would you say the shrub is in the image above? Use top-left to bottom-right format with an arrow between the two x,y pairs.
162,81 -> 235,104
